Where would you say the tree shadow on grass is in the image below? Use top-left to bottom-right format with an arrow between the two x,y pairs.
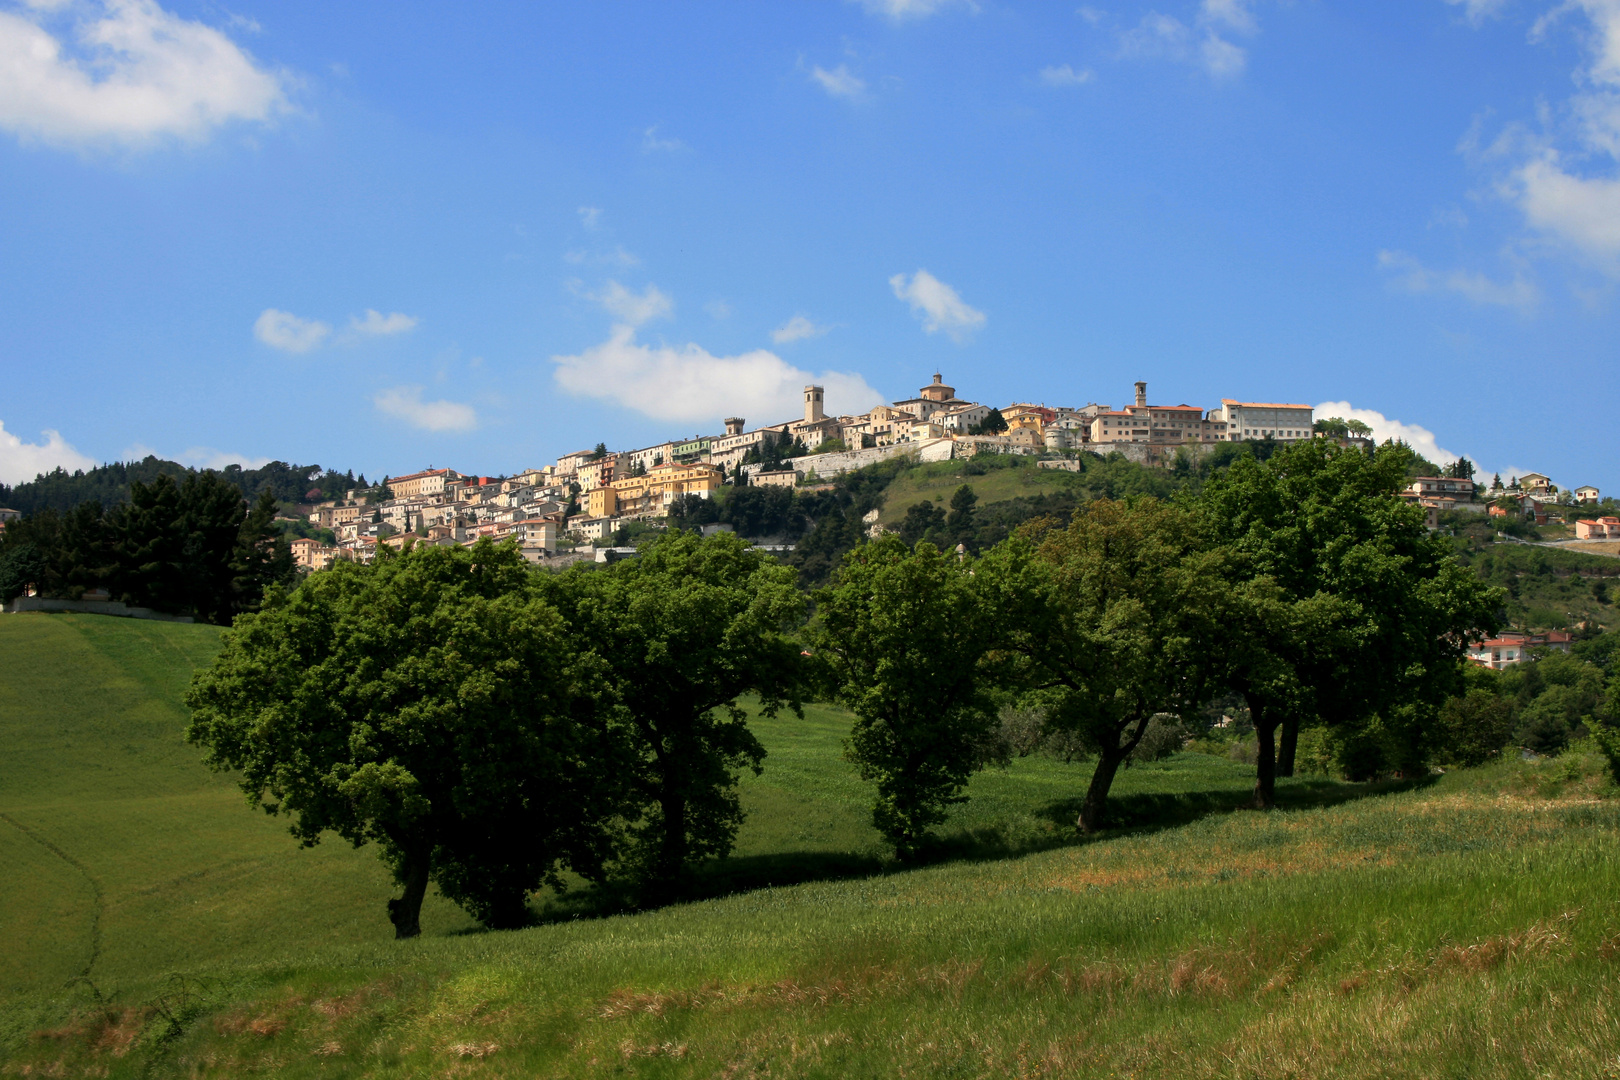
522,774 -> 1438,928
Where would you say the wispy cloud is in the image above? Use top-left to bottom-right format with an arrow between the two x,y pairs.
1442,0 -> 1511,26
1201,0 -> 1256,34
641,125 -> 683,152
178,446 -> 272,470
350,309 -> 418,336
577,205 -> 602,229
0,419 -> 96,485
1039,64 -> 1095,86
810,63 -> 866,99
772,315 -> 832,344
552,326 -> 883,425
564,245 -> 640,268
0,0 -> 288,148
1455,1 -> 1620,276
852,0 -> 978,21
587,281 -> 674,326
1118,2 -> 1257,79
889,269 -> 986,342
1378,249 -> 1540,312
373,386 -> 478,433
253,308 -> 330,353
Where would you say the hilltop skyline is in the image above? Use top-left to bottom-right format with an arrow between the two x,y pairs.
2,1 -> 1618,490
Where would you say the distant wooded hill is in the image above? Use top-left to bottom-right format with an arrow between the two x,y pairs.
0,457 -> 367,515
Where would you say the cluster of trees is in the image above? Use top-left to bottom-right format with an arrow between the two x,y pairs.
0,472 -> 296,623
187,533 -> 804,936
0,455 -> 365,515
1439,634 -> 1620,763
815,440 -> 1503,847
738,435 -> 811,472
186,439 -> 1529,937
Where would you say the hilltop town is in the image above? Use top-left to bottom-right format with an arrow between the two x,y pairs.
287,373 -> 1604,572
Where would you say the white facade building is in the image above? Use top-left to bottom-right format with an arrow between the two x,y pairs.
1210,400 -> 1315,442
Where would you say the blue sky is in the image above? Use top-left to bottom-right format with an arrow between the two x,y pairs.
2,0 -> 1618,490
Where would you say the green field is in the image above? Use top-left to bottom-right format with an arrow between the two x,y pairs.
873,458 -> 1086,525
3,613 -> 1620,1078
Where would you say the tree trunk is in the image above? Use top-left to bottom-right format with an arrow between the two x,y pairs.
387,848 -> 430,940
652,788 -> 689,902
1277,715 -> 1299,779
1249,693 -> 1277,811
1077,746 -> 1127,833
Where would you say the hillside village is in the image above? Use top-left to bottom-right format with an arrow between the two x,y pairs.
286,373 -> 1600,573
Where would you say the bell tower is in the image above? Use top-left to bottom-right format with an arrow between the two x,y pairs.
804,385 -> 824,424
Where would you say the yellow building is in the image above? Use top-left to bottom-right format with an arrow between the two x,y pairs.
608,462 -> 724,517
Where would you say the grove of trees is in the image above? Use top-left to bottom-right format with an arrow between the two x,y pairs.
0,471 -> 296,622
179,438 -> 1615,937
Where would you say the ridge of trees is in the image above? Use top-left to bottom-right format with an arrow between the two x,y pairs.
0,471 -> 297,622
0,455 -> 367,516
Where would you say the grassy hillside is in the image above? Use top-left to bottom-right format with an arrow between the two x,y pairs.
874,458 -> 1088,526
3,613 -> 1619,1078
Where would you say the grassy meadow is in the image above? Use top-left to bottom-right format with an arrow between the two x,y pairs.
872,458 -> 1087,526
3,612 -> 1620,1078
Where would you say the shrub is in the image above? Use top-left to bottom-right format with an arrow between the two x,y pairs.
1436,690 -> 1516,767
1129,715 -> 1188,763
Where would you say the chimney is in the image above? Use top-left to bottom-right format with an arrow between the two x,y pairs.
1134,381 -> 1147,408
804,385 -> 825,424
724,417 -> 745,436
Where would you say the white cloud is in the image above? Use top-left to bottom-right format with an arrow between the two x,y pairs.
1312,402 -> 1462,467
810,64 -> 866,99
1120,12 -> 1192,58
1078,7 -> 1107,25
642,125 -> 683,152
853,0 -> 977,21
350,309 -> 418,336
373,386 -> 478,433
1119,5 -> 1256,78
705,298 -> 734,320
0,420 -> 96,485
565,245 -> 639,267
553,326 -> 883,425
772,315 -> 832,344
1378,249 -> 1541,311
1453,0 -> 1620,274
588,281 -> 673,326
578,205 -> 602,229
1201,0 -> 1256,33
1443,0 -> 1510,25
0,0 -> 287,148
1200,32 -> 1247,77
889,269 -> 986,342
253,308 -> 330,353
1039,64 -> 1095,86
177,446 -> 271,470
1515,155 -> 1620,266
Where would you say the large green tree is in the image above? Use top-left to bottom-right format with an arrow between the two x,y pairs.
1199,440 -> 1502,806
810,535 -> 1002,856
187,540 -> 621,937
985,499 -> 1233,832
552,530 -> 806,899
